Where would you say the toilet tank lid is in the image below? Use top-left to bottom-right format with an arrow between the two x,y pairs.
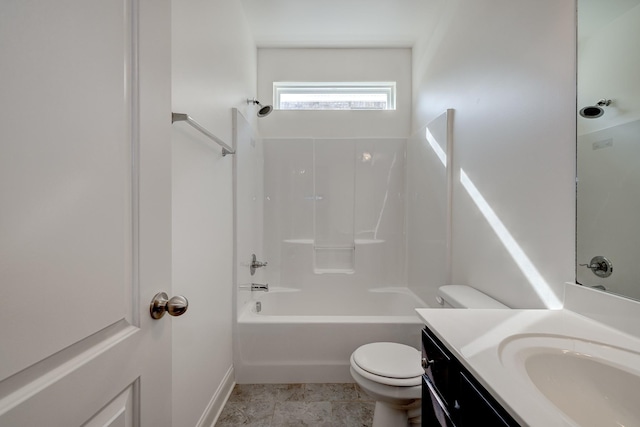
437,285 -> 509,309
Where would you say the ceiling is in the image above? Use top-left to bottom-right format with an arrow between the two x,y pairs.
239,0 -> 439,48
240,1 -> 640,48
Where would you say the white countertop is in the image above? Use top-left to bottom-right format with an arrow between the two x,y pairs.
415,308 -> 640,427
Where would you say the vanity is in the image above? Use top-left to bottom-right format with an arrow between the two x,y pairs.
416,286 -> 640,427
420,324 -> 518,426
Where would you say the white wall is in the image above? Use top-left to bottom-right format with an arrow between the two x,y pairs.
171,1 -> 256,425
412,0 -> 576,309
254,47 -> 410,291
257,48 -> 412,138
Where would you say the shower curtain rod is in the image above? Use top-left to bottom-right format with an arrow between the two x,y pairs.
171,112 -> 235,156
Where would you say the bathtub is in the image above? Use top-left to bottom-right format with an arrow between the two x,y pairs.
234,287 -> 428,384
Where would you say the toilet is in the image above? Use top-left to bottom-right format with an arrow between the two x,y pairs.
349,285 -> 509,427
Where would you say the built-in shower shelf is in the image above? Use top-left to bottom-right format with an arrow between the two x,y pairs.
283,239 -> 314,244
313,268 -> 355,274
282,238 -> 385,245
354,239 -> 385,245
314,246 -> 355,273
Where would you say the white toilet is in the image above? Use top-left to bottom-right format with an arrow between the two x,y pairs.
349,285 -> 508,427
350,342 -> 423,426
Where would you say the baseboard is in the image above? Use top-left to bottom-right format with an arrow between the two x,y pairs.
235,362 -> 352,384
196,365 -> 235,427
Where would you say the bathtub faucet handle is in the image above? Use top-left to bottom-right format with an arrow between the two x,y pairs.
250,254 -> 268,276
251,283 -> 269,292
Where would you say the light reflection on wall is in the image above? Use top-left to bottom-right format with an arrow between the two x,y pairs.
460,169 -> 562,309
426,128 -> 447,167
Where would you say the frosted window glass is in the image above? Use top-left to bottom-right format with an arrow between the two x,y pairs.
274,82 -> 396,111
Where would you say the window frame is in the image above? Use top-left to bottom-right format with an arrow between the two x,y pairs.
273,81 -> 397,111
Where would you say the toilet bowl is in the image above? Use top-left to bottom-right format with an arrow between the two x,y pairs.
349,342 -> 422,427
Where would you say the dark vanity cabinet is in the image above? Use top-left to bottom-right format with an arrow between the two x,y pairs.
421,327 -> 520,427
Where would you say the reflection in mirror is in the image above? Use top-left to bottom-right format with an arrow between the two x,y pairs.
577,0 -> 640,300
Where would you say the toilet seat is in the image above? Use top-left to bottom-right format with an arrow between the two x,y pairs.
351,342 -> 422,387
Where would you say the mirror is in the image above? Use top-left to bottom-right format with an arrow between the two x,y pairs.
576,0 -> 640,300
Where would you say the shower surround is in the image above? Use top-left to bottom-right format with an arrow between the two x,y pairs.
262,137 -> 407,288
233,108 -> 426,382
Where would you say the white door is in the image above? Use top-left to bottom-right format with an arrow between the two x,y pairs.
0,1 -> 174,426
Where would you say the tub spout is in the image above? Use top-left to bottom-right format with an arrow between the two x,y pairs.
251,283 -> 269,292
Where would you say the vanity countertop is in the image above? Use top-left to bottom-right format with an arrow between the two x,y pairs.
415,308 -> 640,427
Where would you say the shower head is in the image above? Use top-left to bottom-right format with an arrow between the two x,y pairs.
247,98 -> 273,118
579,99 -> 611,119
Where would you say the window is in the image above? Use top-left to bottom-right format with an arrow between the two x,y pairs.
274,82 -> 396,111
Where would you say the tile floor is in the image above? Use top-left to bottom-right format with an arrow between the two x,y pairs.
215,383 -> 375,427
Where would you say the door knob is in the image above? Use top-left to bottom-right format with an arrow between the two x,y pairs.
150,292 -> 189,319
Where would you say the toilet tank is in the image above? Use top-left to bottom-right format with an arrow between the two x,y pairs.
436,285 -> 508,309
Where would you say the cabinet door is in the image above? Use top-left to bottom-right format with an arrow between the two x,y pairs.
422,329 -> 453,405
422,376 -> 456,427
458,372 -> 519,426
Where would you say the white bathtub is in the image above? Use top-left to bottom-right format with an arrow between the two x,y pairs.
234,287 -> 428,384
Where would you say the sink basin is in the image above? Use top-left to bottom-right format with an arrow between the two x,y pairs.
499,334 -> 640,427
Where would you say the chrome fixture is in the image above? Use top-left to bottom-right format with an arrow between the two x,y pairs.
579,255 -> 613,278
250,253 -> 268,276
251,283 -> 269,292
150,292 -> 189,319
421,357 -> 434,369
579,99 -> 611,119
238,281 -> 269,292
247,98 -> 273,117
171,112 -> 235,156
256,301 -> 262,313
